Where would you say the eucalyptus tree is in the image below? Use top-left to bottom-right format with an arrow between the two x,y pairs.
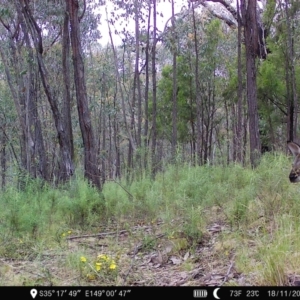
0,0 -> 105,187
151,0 -> 158,174
66,0 -> 101,188
0,0 -> 49,181
143,1 -> 151,168
191,1 -> 202,164
19,0 -> 75,182
236,0 -> 244,163
170,0 -> 178,160
240,0 -> 261,166
62,2 -> 74,163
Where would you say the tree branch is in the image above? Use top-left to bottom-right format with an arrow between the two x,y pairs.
191,0 -> 238,26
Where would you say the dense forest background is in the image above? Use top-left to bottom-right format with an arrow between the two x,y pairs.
0,0 -> 298,189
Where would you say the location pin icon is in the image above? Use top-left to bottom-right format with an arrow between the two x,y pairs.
30,289 -> 38,299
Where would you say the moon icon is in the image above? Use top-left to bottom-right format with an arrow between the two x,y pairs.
213,288 -> 220,299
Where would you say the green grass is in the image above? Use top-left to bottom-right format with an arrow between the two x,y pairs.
0,152 -> 299,285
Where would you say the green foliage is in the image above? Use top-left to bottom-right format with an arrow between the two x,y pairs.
0,178 -> 104,239
156,58 -> 195,143
255,1 -> 300,150
258,58 -> 285,99
57,179 -> 105,227
102,180 -> 133,219
1,153 -> 300,285
156,17 -> 226,144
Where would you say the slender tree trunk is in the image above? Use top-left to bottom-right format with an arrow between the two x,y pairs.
243,110 -> 248,165
285,46 -> 293,141
188,53 -> 196,164
0,119 -> 6,189
66,0 -> 101,188
108,112 -> 112,179
62,8 -> 74,162
171,0 -> 178,161
224,98 -> 230,164
144,2 -> 151,168
208,78 -> 216,161
284,0 -> 298,141
113,92 -> 121,179
102,107 -> 107,184
236,0 -> 243,163
127,0 -> 142,175
192,2 -> 202,165
134,0 -> 142,150
151,0 -> 157,174
231,103 -> 237,161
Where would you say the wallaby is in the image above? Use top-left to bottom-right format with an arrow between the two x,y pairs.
287,141 -> 300,183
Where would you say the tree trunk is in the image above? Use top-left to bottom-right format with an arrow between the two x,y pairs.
241,0 -> 261,167
21,0 -> 74,181
134,0 -> 142,150
21,9 -> 47,180
284,0 -> 298,141
113,92 -> 121,179
224,98 -> 230,164
171,0 -> 178,161
144,2 -> 151,168
0,119 -> 6,189
66,0 -> 101,188
101,97 -> 106,185
62,8 -> 74,162
231,103 -> 237,162
151,0 -> 158,174
236,0 -> 244,163
192,2 -> 202,165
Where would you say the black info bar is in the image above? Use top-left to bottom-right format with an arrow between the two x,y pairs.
2,286 -> 300,299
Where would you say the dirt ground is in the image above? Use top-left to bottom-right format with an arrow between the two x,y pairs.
1,218 -> 299,286
0,220 -> 244,286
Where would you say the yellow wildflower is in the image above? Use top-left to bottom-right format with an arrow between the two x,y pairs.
67,230 -> 72,234
109,263 -> 117,270
80,256 -> 87,263
95,262 -> 102,271
62,233 -> 66,237
97,254 -> 108,261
